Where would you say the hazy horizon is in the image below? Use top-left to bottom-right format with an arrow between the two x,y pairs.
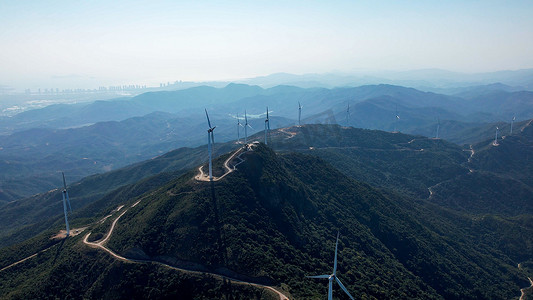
1,0 -> 533,91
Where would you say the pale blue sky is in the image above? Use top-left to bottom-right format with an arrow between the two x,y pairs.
1,0 -> 532,90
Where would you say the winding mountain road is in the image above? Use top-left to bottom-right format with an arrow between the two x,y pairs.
83,194 -> 288,300
195,144 -> 251,182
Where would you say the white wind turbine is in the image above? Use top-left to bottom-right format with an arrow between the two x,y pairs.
394,105 -> 400,132
307,233 -> 354,300
298,101 -> 303,126
205,109 -> 216,180
346,103 -> 350,124
244,110 -> 252,144
510,115 -> 516,134
61,172 -> 72,237
436,117 -> 440,139
236,113 -> 244,144
494,126 -> 499,146
264,107 -> 270,145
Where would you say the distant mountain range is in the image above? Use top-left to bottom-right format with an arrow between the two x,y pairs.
1,83 -> 532,202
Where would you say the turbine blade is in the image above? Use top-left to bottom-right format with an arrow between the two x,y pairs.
205,109 -> 212,128
328,279 -> 333,300
335,277 -> 355,300
306,274 -> 330,279
333,232 -> 339,274
266,107 -> 269,119
211,132 -> 215,145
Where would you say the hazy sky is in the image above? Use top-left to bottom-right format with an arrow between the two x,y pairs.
1,0 -> 533,90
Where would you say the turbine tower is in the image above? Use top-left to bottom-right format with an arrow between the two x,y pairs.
62,172 -> 72,213
298,102 -> 302,126
264,107 -> 270,145
61,172 -> 71,237
236,113 -> 244,144
244,110 -> 252,144
205,109 -> 216,180
510,115 -> 516,134
307,232 -> 354,300
346,103 -> 350,124
494,126 -> 499,146
394,106 -> 400,132
436,117 -> 440,139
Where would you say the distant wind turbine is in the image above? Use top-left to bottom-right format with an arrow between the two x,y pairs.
62,172 -> 72,213
494,126 -> 499,146
436,117 -> 440,139
205,109 -> 216,180
61,172 -> 71,237
346,103 -> 350,124
236,113 -> 244,144
264,107 -> 270,145
244,110 -> 252,144
298,101 -> 302,126
307,232 -> 354,300
510,115 -> 516,134
394,105 -> 400,132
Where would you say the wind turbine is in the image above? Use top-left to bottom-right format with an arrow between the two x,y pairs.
205,109 -> 216,180
307,233 -> 354,300
510,115 -> 516,134
244,110 -> 252,144
264,107 -> 270,145
298,101 -> 302,126
346,103 -> 350,124
62,172 -> 72,213
236,113 -> 244,144
61,172 -> 71,237
494,126 -> 499,146
394,106 -> 400,132
436,117 -> 440,139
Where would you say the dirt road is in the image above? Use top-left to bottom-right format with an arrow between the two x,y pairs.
83,198 -> 289,300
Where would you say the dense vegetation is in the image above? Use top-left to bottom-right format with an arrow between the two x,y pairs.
0,237 -> 278,299
100,144 -> 526,299
0,142 -> 240,247
0,122 -> 532,299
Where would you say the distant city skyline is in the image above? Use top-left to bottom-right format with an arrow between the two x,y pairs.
1,0 -> 533,91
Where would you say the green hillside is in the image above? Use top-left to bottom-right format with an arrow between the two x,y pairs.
0,142 -> 238,247
0,124 -> 531,299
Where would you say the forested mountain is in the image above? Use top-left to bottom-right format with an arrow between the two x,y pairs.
0,122 -> 532,299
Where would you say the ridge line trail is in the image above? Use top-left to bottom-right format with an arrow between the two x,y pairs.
83,196 -> 289,300
520,277 -> 533,300
428,144 -> 475,200
195,145 -> 250,182
0,226 -> 87,273
518,264 -> 533,300
521,119 -> 533,133
0,243 -> 58,272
